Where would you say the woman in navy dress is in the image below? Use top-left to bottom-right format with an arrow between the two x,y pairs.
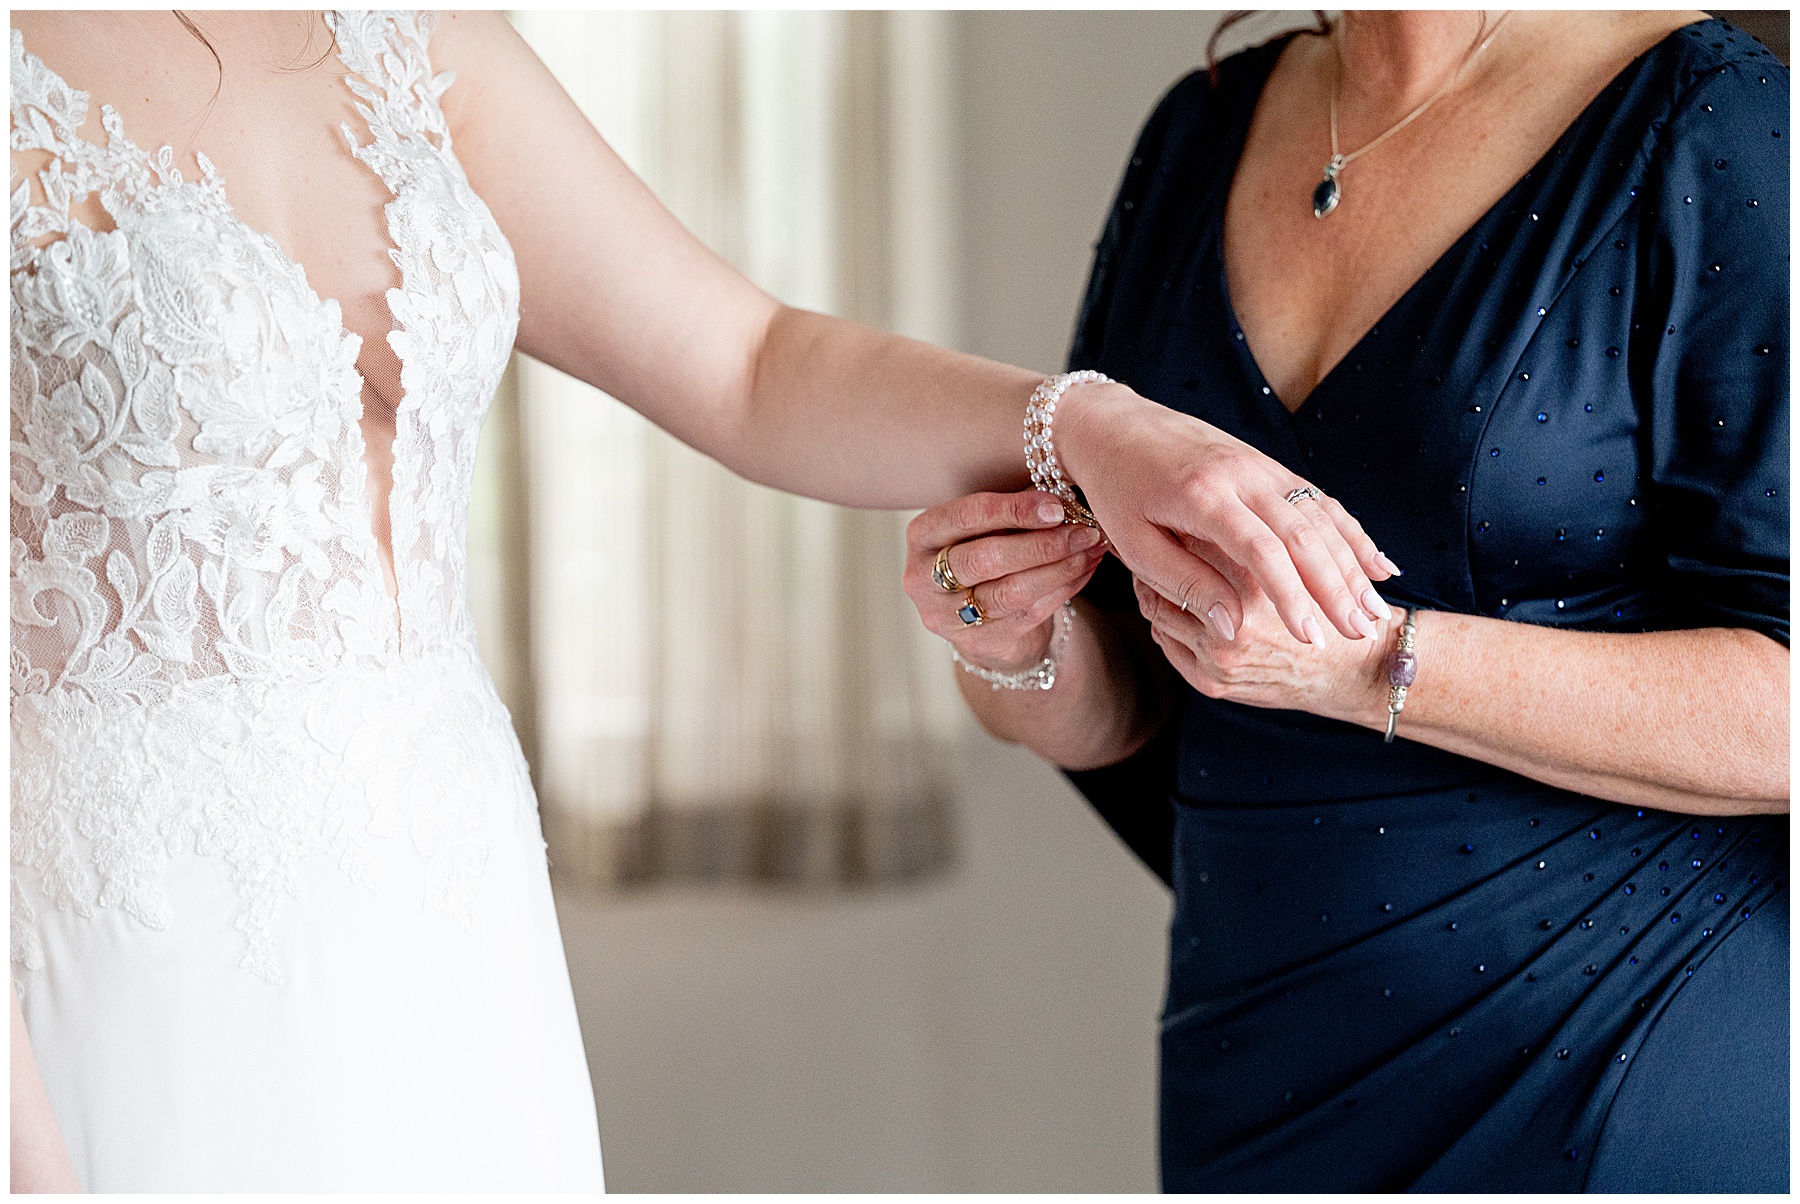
902,11 -> 1786,1191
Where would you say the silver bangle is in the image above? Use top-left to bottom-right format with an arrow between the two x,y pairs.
951,602 -> 1075,691
1025,371 -> 1112,527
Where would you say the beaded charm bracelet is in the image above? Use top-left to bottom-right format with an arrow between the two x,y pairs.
1025,370 -> 1112,527
1384,608 -> 1419,743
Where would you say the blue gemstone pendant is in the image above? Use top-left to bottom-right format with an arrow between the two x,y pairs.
1312,159 -> 1343,219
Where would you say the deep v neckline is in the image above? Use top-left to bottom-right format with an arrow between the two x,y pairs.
1214,21 -> 1707,420
14,16 -> 417,630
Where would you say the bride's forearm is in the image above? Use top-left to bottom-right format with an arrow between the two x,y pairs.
1395,612 -> 1789,813
730,306 -> 1040,509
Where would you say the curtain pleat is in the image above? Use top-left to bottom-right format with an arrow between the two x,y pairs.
466,12 -> 965,891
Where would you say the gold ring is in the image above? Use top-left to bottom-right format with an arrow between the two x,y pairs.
956,588 -> 985,626
933,546 -> 967,593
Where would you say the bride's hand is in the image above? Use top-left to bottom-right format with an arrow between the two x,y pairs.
1054,378 -> 1397,645
904,490 -> 1107,672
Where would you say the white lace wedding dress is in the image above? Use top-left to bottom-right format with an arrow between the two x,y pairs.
10,12 -> 605,1191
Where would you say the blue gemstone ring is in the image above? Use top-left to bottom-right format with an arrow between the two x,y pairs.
956,590 -> 985,627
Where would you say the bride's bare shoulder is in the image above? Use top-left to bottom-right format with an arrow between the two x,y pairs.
428,13 -> 527,105
426,12 -> 565,152
430,9 -> 516,55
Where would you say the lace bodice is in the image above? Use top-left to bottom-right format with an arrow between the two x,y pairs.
11,11 -> 518,690
11,12 -> 528,981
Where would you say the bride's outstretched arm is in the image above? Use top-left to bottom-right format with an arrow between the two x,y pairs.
430,14 -> 1396,644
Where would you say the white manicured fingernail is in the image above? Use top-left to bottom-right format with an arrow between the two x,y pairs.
1300,614 -> 1324,645
1347,609 -> 1378,640
1037,500 -> 1064,524
1376,552 -> 1404,577
1362,588 -> 1394,621
1207,603 -> 1235,642
1070,526 -> 1101,550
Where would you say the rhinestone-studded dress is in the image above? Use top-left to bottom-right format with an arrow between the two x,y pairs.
1069,18 -> 1787,1192
10,14 -> 603,1190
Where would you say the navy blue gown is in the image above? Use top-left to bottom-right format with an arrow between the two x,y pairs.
1064,19 -> 1789,1192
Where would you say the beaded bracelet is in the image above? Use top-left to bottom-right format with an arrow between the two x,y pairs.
951,601 -> 1075,691
1384,608 -> 1419,743
1025,370 -> 1112,527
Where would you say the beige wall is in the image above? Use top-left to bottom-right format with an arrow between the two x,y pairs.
549,11 -> 1241,1191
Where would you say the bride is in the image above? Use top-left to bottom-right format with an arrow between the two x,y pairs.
9,11 -> 1395,1191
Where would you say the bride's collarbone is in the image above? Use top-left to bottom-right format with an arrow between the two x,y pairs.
13,13 -> 401,329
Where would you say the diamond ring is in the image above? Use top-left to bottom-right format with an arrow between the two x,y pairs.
1285,486 -> 1326,506
932,546 -> 966,593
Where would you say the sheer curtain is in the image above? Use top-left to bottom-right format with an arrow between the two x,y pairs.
467,12 -> 967,890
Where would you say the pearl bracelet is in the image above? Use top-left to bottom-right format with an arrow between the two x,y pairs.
951,601 -> 1075,691
1025,370 -> 1112,527
1384,608 -> 1419,743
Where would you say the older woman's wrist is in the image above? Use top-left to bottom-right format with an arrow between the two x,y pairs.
1347,608 -> 1408,731
954,614 -> 1060,675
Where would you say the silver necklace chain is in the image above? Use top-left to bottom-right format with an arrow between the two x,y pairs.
1314,11 -> 1512,218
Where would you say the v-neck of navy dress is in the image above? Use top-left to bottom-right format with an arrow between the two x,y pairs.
1064,19 -> 1788,1192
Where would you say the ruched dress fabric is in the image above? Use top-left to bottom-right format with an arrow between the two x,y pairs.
9,14 -> 605,1191
1067,20 -> 1788,1192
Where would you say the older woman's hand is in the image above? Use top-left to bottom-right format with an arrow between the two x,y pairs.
905,490 -> 1108,672
1132,556 -> 1395,729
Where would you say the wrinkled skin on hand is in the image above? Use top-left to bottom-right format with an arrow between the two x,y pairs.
1132,534 -> 1396,728
903,489 -> 1106,672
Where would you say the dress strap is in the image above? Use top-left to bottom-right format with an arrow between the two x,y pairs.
325,10 -> 457,179
10,27 -> 89,161
11,28 -> 116,269
9,28 -> 212,271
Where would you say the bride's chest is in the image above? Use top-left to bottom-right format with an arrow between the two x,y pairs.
12,19 -> 521,448
12,12 -> 521,666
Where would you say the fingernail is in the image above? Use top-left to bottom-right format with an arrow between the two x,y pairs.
1376,552 -> 1404,577
1037,500 -> 1064,525
1347,609 -> 1378,640
1070,526 -> 1102,551
1361,588 -> 1394,621
1300,614 -> 1324,645
1207,603 -> 1236,642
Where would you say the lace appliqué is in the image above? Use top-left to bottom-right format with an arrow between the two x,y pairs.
10,13 -> 527,983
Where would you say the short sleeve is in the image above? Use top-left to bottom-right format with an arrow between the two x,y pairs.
1643,58 -> 1790,645
1067,69 -> 1211,374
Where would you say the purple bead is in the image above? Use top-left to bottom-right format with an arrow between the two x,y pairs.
1390,649 -> 1417,689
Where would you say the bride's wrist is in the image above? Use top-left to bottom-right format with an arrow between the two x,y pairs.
1049,377 -> 1139,493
